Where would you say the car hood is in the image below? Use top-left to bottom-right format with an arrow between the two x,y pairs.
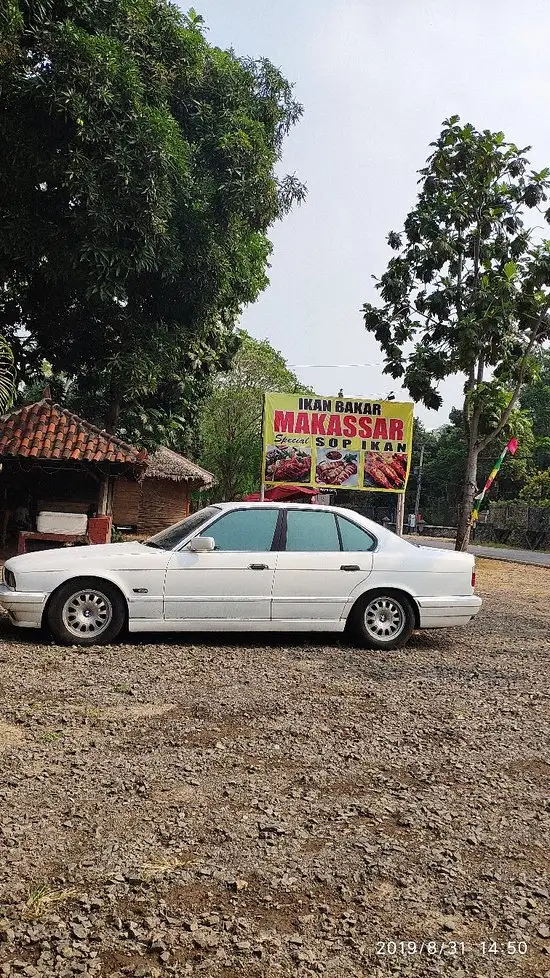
6,541 -> 155,573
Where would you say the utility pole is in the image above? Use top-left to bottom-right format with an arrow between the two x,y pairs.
414,444 -> 425,518
395,492 -> 405,537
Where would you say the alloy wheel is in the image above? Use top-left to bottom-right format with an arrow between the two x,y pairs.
62,589 -> 113,638
364,596 -> 405,642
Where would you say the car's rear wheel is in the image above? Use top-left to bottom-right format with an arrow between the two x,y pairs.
350,589 -> 415,650
47,578 -> 125,646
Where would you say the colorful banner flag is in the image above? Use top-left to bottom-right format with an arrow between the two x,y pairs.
471,437 -> 519,523
261,392 -> 414,493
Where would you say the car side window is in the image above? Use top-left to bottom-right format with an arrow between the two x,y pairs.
337,516 -> 376,552
206,509 -> 279,552
285,510 -> 340,552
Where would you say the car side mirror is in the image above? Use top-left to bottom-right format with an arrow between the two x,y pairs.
189,536 -> 215,553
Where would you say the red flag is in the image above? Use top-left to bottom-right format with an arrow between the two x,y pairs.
507,437 -> 519,456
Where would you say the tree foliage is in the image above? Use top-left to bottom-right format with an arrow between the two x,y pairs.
363,117 -> 550,548
198,331 -> 312,501
519,468 -> 550,504
0,0 -> 305,440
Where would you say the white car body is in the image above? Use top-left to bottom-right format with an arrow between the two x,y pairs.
0,502 -> 481,638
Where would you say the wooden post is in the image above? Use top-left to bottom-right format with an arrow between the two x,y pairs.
396,491 -> 405,537
98,475 -> 111,515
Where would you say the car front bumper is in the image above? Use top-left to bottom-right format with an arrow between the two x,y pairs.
417,594 -> 482,628
0,584 -> 47,629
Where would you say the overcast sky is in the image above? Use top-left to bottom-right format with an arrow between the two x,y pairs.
187,0 -> 550,428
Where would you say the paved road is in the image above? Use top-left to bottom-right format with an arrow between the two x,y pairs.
417,537 -> 550,568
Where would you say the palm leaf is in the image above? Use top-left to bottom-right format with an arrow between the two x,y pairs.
0,336 -> 16,414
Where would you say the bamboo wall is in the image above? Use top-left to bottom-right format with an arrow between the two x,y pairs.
112,477 -> 189,535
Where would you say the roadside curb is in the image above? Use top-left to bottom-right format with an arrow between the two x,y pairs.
417,537 -> 550,569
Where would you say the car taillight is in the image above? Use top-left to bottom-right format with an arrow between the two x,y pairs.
471,568 -> 476,589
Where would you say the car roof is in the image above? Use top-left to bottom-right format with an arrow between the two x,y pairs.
213,501 -> 349,514
210,500 -> 398,533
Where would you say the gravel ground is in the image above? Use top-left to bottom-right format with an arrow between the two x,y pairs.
0,559 -> 549,978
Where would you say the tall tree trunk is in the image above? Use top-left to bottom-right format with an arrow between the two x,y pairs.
455,441 -> 479,551
105,395 -> 120,434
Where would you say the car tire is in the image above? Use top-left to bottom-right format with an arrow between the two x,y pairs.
47,578 -> 126,646
349,589 -> 415,650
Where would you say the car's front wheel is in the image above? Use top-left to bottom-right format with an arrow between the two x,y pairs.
350,589 -> 415,650
47,578 -> 125,646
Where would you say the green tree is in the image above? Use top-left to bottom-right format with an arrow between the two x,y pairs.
363,117 -> 550,550
0,335 -> 16,413
0,0 -> 305,441
412,408 -> 533,525
403,419 -> 443,522
198,331 -> 312,500
519,348 -> 550,471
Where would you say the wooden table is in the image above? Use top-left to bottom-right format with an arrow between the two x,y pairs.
17,532 -> 89,555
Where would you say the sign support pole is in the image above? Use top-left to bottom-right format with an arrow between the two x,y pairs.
396,491 -> 405,537
259,395 -> 266,501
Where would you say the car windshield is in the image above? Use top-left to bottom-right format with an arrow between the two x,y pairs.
143,506 -> 220,551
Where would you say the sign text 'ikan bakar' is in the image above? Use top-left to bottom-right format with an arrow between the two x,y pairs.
262,394 -> 414,492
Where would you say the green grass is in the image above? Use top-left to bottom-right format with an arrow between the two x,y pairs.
24,884 -> 77,918
473,538 -> 550,554
41,730 -> 64,743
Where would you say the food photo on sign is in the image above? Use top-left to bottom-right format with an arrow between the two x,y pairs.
315,449 -> 359,487
261,393 -> 414,493
364,451 -> 408,490
264,445 -> 312,483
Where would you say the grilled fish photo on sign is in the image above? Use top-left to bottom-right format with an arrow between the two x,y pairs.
364,451 -> 408,490
264,445 -> 312,482
315,449 -> 359,487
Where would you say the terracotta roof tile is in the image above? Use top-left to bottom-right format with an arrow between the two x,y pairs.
0,400 -> 145,466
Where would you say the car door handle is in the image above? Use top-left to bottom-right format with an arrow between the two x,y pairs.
340,564 -> 360,571
249,563 -> 269,570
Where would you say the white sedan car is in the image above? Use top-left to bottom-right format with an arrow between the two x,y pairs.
0,502 -> 481,649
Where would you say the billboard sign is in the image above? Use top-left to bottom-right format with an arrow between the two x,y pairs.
262,393 -> 414,493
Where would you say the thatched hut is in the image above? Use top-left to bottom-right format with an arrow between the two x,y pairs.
112,446 -> 215,535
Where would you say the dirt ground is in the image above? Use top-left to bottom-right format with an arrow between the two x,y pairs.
0,559 -> 549,978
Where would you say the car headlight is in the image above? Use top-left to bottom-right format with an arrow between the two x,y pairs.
3,568 -> 16,589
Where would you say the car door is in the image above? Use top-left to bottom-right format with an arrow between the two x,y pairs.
272,509 -> 375,622
164,507 -> 280,622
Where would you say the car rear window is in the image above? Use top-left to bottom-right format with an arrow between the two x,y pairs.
337,516 -> 376,552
